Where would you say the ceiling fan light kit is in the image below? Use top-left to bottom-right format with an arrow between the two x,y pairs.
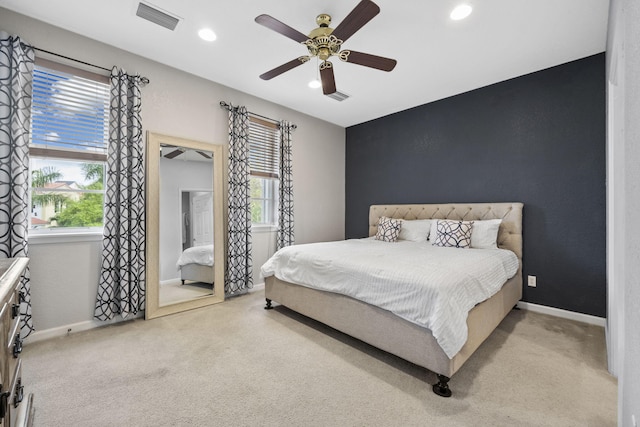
255,0 -> 397,96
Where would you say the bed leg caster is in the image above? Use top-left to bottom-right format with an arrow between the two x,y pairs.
264,299 -> 273,310
432,375 -> 452,398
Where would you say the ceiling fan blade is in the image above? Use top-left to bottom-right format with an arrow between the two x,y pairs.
164,149 -> 183,159
339,50 -> 397,71
196,151 -> 212,159
260,56 -> 310,80
320,61 -> 337,95
332,0 -> 380,43
255,14 -> 310,43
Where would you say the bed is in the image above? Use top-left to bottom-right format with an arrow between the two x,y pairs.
262,202 -> 523,397
176,244 -> 214,285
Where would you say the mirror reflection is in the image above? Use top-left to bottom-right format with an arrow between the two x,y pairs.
146,132 -> 224,320
158,145 -> 215,306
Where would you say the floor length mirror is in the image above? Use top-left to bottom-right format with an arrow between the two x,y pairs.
146,132 -> 225,319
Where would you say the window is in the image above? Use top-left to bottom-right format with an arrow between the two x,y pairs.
250,177 -> 278,224
29,58 -> 110,232
248,116 -> 280,225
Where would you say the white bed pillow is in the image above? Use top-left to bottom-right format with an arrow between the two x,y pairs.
470,219 -> 503,249
398,219 -> 432,242
432,219 -> 474,249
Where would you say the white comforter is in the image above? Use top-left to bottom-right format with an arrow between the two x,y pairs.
176,244 -> 214,269
261,238 -> 519,358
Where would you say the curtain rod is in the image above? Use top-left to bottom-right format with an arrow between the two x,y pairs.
219,101 -> 297,130
32,46 -> 150,85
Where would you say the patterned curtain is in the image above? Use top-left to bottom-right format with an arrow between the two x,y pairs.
94,67 -> 145,320
0,32 -> 35,337
225,105 -> 253,295
277,121 -> 294,250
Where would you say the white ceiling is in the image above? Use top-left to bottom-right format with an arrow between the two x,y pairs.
0,0 -> 610,127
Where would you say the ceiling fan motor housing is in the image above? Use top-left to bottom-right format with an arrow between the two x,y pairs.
306,14 -> 343,61
306,36 -> 342,60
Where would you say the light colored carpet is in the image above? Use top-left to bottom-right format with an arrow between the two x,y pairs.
23,287 -> 616,426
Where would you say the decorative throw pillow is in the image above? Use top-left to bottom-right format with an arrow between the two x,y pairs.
375,216 -> 402,242
398,219 -> 432,242
432,219 -> 474,248
470,219 -> 503,249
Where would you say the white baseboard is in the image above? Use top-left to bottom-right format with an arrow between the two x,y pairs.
517,301 -> 606,327
26,286 -> 266,344
27,293 -> 601,344
25,314 -> 141,345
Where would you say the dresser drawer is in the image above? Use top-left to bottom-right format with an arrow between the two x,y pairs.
4,324 -> 20,397
0,301 -> 7,360
0,258 -> 29,427
5,359 -> 23,427
0,353 -> 21,427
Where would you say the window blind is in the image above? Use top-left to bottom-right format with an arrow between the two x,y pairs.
248,115 -> 280,179
30,59 -> 110,161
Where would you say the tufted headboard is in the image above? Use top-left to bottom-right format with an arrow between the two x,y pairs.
369,202 -> 523,266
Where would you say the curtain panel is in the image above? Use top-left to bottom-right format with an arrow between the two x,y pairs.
0,32 -> 35,337
277,121 -> 294,250
225,105 -> 253,295
94,67 -> 145,320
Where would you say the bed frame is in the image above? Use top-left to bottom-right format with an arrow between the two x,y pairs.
264,202 -> 523,397
180,263 -> 214,285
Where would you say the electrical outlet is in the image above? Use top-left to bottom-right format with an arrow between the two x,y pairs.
527,275 -> 537,287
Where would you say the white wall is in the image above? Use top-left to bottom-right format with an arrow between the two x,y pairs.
0,8 -> 345,335
28,239 -> 103,330
607,0 -> 640,425
606,0 -> 625,379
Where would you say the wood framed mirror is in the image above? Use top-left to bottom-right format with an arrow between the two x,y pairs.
146,131 -> 225,319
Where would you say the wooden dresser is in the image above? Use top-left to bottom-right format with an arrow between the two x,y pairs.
0,258 -> 32,427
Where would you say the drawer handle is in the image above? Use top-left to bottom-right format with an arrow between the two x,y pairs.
0,389 -> 8,420
11,303 -> 20,319
13,378 -> 23,408
12,334 -> 22,358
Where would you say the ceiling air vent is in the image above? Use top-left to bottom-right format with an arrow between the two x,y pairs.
326,91 -> 350,102
136,2 -> 180,30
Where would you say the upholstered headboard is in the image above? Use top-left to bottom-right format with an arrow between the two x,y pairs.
369,202 -> 524,263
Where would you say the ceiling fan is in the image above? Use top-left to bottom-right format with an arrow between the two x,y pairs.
255,0 -> 397,95
162,147 -> 212,160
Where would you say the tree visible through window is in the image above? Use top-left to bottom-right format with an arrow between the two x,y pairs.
29,58 -> 110,231
250,177 -> 278,224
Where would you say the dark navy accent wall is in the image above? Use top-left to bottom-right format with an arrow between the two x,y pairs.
345,53 -> 606,317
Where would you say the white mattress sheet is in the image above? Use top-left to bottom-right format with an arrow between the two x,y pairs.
261,238 -> 519,358
176,244 -> 214,269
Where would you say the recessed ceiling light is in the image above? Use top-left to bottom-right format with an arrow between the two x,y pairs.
198,28 -> 217,42
308,79 -> 321,89
450,4 -> 472,21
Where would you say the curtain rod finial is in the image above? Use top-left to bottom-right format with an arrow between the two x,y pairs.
220,101 -> 237,112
